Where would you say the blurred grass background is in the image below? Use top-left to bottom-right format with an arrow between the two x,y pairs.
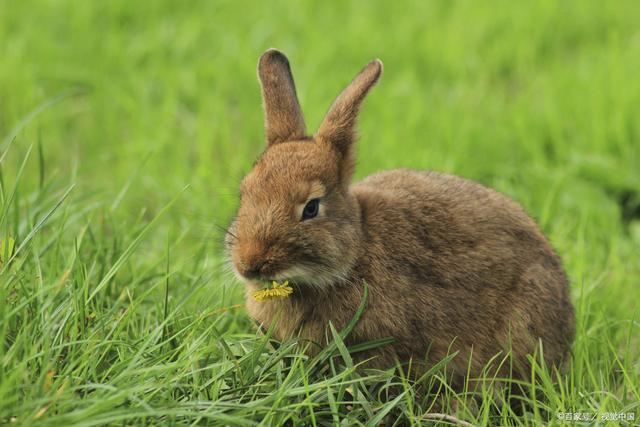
1,0 -> 639,425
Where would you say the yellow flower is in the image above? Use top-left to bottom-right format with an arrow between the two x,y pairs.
253,281 -> 293,301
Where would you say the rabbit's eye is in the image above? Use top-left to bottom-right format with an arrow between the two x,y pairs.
301,198 -> 320,220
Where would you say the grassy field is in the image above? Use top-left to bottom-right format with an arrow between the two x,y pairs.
1,1 -> 639,425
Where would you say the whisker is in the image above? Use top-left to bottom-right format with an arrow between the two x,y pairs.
213,222 -> 238,240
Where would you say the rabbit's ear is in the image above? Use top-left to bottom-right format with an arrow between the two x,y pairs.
258,49 -> 307,146
315,59 -> 382,156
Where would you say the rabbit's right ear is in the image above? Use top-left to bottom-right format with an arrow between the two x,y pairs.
315,59 -> 382,156
258,49 -> 307,146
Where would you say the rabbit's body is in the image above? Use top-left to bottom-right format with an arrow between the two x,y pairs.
228,50 -> 574,383
244,169 -> 573,378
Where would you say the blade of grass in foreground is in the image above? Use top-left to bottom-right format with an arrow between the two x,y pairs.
0,144 -> 34,229
87,185 -> 189,302
0,184 -> 75,274
308,282 -> 370,371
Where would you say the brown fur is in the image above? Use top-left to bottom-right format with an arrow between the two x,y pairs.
226,49 -> 575,385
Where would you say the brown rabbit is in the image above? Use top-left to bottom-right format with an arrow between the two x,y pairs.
226,49 -> 575,385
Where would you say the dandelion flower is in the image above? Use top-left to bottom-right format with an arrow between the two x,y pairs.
253,281 -> 293,301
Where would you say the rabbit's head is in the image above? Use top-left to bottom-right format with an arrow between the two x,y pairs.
227,49 -> 382,290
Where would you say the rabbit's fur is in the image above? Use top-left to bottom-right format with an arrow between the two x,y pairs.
226,49 -> 575,382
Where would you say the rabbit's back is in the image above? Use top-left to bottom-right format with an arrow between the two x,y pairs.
349,169 -> 574,376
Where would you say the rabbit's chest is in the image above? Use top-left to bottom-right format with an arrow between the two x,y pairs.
245,287 -> 362,346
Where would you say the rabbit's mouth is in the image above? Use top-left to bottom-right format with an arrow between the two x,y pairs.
243,273 -> 309,291
263,264 -> 349,290
233,256 -> 354,290
267,266 -> 315,285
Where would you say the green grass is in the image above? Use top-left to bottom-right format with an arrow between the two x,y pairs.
1,0 -> 639,425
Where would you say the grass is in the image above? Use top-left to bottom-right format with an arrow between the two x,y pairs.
1,0 -> 639,425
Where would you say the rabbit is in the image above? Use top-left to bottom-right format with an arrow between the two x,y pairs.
225,48 -> 575,386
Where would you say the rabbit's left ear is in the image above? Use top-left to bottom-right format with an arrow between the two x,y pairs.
315,59 -> 383,157
258,49 -> 307,146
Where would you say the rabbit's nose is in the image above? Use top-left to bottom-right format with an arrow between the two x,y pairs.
235,241 -> 276,279
242,260 -> 267,280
